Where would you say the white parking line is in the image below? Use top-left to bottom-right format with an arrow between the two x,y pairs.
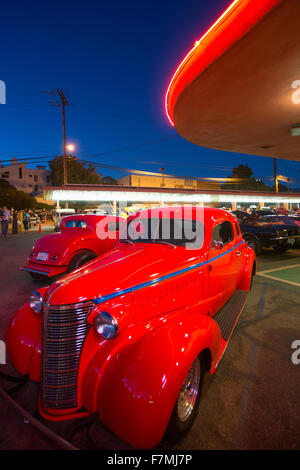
257,264 -> 300,288
257,263 -> 300,275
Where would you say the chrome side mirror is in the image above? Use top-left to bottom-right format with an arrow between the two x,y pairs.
213,240 -> 224,250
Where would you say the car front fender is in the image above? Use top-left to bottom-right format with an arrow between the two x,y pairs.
81,308 -> 221,449
6,301 -> 44,382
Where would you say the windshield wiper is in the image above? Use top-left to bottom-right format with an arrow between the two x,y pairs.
120,239 -> 135,245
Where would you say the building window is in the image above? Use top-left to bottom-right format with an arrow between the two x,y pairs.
34,175 -> 38,182
28,174 -> 32,178
34,185 -> 38,192
184,179 -> 193,187
19,167 -> 22,179
1,171 -> 9,178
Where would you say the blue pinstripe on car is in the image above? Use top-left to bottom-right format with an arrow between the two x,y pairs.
94,240 -> 245,305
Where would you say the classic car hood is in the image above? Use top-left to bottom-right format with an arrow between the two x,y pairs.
46,243 -> 203,306
244,222 -> 299,231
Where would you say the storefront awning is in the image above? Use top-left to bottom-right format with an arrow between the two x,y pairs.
43,185 -> 300,204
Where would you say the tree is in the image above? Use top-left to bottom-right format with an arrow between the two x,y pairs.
49,156 -> 102,186
232,164 -> 253,179
0,179 -> 37,209
271,183 -> 288,192
102,176 -> 118,185
223,164 -> 271,191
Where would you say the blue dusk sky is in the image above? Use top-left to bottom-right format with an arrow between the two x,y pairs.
0,0 -> 299,187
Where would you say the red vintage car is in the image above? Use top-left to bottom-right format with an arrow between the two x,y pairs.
21,214 -> 124,278
7,207 -> 256,448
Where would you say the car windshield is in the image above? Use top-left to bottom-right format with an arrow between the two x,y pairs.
259,216 -> 295,224
120,217 -> 204,249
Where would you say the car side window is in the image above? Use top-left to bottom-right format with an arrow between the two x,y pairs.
211,221 -> 234,248
65,220 -> 87,228
235,221 -> 240,237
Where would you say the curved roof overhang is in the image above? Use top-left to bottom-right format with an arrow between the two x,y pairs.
165,0 -> 300,161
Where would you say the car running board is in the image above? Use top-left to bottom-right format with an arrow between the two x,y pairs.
210,290 -> 249,374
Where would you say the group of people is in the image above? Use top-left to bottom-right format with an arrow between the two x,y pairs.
0,207 -> 31,238
235,206 -> 300,216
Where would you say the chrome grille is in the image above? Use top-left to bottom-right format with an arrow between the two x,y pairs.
41,300 -> 95,410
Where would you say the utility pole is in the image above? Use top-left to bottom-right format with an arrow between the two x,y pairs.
160,167 -> 165,187
57,89 -> 69,186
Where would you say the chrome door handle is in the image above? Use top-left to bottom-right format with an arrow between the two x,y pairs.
236,251 -> 242,256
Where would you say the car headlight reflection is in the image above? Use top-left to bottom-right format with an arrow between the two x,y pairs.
29,290 -> 43,314
94,312 -> 118,340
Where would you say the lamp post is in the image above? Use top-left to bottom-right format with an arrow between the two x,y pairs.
160,167 -> 165,187
64,144 -> 75,185
64,144 -> 75,208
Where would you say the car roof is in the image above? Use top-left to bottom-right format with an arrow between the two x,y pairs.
127,206 -> 236,224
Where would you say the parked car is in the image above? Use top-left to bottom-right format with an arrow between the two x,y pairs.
230,210 -> 256,224
52,208 -> 76,231
289,215 -> 300,226
28,212 -> 41,227
7,207 -> 255,448
251,209 -> 275,217
288,215 -> 300,247
21,214 -> 124,279
238,214 -> 300,255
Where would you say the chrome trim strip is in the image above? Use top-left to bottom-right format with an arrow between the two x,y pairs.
22,267 -> 50,276
94,240 -> 245,305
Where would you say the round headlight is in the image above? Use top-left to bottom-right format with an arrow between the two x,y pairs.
29,290 -> 43,314
94,312 -> 118,340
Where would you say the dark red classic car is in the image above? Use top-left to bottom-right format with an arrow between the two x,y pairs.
21,214 -> 124,278
7,207 -> 256,448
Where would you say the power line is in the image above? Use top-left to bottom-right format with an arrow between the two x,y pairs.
1,153 -> 298,182
1,154 -> 299,185
75,158 -> 248,184
0,157 -> 56,167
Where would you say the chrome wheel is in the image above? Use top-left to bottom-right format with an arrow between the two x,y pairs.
177,357 -> 201,422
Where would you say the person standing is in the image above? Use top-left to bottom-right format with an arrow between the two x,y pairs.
23,211 -> 30,230
12,209 -> 18,234
1,206 -> 10,238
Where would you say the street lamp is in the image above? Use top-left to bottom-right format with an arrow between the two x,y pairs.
66,144 -> 75,154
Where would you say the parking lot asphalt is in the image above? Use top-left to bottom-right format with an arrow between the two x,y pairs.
0,230 -> 299,450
